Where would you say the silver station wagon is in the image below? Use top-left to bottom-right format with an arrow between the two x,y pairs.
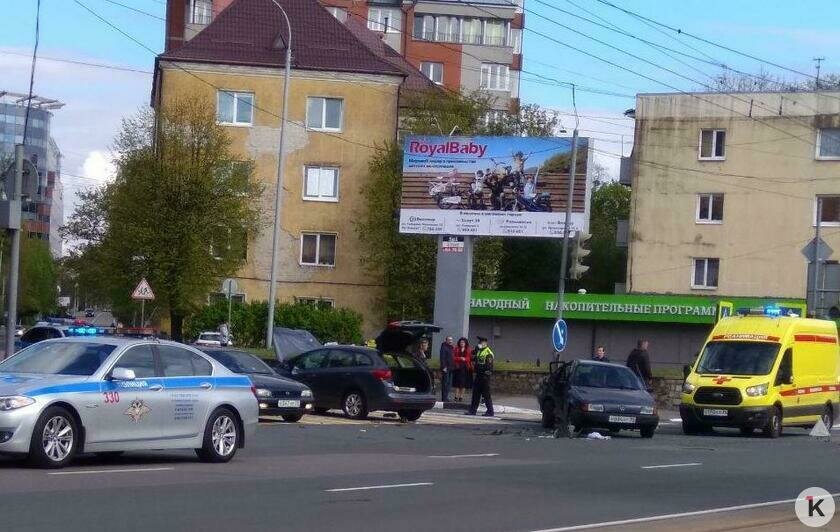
0,336 -> 258,468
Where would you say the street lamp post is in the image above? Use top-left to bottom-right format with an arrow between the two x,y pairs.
266,0 -> 292,348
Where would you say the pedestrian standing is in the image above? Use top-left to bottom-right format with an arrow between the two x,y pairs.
467,336 -> 495,417
218,321 -> 231,346
415,338 -> 431,361
439,336 -> 455,402
592,345 -> 609,362
626,339 -> 653,388
452,337 -> 472,402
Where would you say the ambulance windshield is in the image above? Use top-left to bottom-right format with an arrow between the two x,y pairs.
696,341 -> 780,376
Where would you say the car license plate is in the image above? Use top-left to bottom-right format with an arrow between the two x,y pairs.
608,415 -> 636,424
277,400 -> 300,408
703,408 -> 728,417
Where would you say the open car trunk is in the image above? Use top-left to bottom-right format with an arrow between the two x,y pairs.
381,353 -> 432,393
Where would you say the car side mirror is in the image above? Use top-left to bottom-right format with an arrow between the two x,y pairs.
110,367 -> 136,381
683,364 -> 692,380
786,375 -> 794,385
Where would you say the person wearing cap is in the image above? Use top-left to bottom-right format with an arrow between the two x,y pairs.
467,336 -> 495,417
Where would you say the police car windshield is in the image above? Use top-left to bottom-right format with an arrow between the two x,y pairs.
696,341 -> 780,376
571,364 -> 642,390
0,342 -> 116,376
208,350 -> 273,375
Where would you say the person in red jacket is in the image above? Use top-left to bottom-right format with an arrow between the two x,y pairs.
452,337 -> 473,402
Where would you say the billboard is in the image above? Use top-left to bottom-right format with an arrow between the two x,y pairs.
399,135 -> 592,238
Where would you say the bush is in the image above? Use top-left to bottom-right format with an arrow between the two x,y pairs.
185,300 -> 363,348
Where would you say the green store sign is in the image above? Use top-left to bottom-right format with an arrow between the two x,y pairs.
470,290 -> 806,325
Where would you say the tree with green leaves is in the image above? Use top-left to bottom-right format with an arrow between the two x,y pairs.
19,236 -> 58,319
62,98 -> 262,340
582,181 -> 630,294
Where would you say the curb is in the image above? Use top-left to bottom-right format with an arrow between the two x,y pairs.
433,401 -> 541,416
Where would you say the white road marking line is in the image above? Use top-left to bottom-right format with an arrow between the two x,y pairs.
427,453 -> 499,459
641,462 -> 702,470
528,492 -> 840,532
48,467 -> 174,476
669,418 -> 682,422
325,482 -> 433,492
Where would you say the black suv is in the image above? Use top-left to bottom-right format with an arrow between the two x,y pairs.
537,359 -> 659,438
279,322 -> 439,421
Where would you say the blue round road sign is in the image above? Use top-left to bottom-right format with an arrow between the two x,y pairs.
552,319 -> 568,352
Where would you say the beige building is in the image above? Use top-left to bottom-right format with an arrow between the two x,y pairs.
625,90 -> 840,312
155,0 -> 410,335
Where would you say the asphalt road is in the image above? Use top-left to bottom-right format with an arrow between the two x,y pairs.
0,411 -> 838,532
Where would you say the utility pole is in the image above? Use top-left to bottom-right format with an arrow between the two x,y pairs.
266,0 -> 292,349
814,57 -> 825,89
4,145 -> 23,359
556,129 -> 579,328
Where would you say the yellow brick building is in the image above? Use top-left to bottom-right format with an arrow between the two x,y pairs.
154,0 -> 407,335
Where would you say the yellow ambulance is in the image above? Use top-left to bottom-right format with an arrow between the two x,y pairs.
680,308 -> 840,438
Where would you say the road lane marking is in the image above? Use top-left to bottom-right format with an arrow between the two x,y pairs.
325,482 -> 433,492
48,467 -> 174,476
427,453 -> 499,458
641,462 -> 702,470
528,492 -> 840,531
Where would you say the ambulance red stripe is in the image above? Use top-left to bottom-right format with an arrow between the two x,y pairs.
779,385 -> 840,397
793,334 -> 837,344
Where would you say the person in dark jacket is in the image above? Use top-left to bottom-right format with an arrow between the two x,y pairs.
439,336 -> 455,402
626,339 -> 653,387
592,345 -> 609,362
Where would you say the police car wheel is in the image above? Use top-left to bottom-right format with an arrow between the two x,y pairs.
29,406 -> 78,469
762,407 -> 782,439
196,408 -> 239,463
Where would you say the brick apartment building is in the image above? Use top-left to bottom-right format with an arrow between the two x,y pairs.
166,0 -> 523,112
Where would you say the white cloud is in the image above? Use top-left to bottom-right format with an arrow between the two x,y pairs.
80,150 -> 116,182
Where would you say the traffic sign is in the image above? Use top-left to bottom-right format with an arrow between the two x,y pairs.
131,278 -> 155,300
802,238 -> 833,262
552,319 -> 568,352
221,278 -> 238,297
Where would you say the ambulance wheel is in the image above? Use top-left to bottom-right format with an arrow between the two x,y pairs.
820,404 -> 834,431
762,406 -> 782,439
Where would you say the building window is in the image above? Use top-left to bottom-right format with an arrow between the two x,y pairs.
483,110 -> 507,126
295,297 -> 335,310
420,62 -> 444,85
326,7 -> 347,22
692,258 -> 719,289
510,28 -> 522,54
217,91 -> 254,126
817,128 -> 840,160
696,193 -> 724,223
189,0 -> 212,25
306,97 -> 343,131
480,63 -> 510,90
462,18 -> 483,44
699,129 -> 726,160
484,20 -> 507,46
300,233 -> 336,267
816,196 -> 840,226
304,166 -> 339,201
210,292 -> 245,304
368,7 -> 397,33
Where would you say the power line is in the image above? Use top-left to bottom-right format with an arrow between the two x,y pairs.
591,0 -> 817,81
0,50 -> 153,74
100,0 -> 164,21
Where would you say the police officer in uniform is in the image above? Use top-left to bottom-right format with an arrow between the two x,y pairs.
467,336 -> 495,417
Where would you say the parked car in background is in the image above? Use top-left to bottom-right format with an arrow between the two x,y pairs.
15,325 -> 25,337
200,348 -> 313,422
538,359 -> 659,438
194,331 -> 233,347
84,308 -> 96,318
279,322 -> 439,421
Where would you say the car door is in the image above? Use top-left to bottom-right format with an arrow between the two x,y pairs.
321,350 -> 358,405
157,345 -> 215,440
290,350 -> 330,405
94,344 -> 168,446
775,348 -> 804,423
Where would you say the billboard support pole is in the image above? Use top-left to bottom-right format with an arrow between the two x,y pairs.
555,128 -> 579,353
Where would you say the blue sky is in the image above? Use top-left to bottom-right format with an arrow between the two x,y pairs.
3,0 -> 840,212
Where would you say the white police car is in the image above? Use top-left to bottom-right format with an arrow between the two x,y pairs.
0,336 -> 258,468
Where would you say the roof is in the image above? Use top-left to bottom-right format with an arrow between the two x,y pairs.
342,17 -> 438,93
159,0 -> 403,78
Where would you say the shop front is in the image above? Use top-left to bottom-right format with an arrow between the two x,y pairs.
468,291 -> 806,369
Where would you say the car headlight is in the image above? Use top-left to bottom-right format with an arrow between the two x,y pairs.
745,382 -> 769,397
255,388 -> 272,398
682,382 -> 696,394
301,389 -> 312,398
640,406 -> 655,415
582,403 -> 604,412
0,396 -> 34,411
